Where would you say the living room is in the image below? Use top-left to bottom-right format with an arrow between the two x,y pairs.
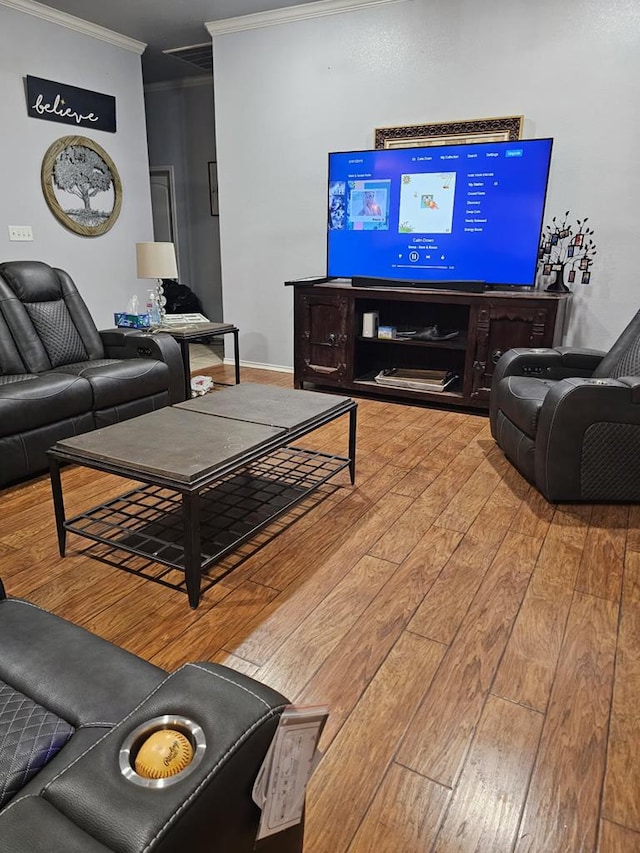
1,0 -> 639,850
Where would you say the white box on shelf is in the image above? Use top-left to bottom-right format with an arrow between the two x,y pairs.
362,311 -> 379,338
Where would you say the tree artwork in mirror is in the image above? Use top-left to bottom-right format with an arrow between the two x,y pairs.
41,135 -> 122,236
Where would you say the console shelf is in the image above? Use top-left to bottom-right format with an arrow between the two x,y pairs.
290,280 -> 569,409
353,377 -> 463,403
356,335 -> 468,351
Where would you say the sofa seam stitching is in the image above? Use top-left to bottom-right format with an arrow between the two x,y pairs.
185,663 -> 272,709
39,670 -> 177,794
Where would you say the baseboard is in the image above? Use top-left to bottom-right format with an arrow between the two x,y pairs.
224,358 -> 293,374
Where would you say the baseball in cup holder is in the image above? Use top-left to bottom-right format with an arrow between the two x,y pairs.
119,715 -> 206,788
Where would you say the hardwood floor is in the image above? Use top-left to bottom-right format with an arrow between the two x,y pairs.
2,363 -> 639,852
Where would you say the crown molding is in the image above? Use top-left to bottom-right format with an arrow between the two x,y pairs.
206,0 -> 411,37
145,74 -> 213,94
0,0 -> 146,53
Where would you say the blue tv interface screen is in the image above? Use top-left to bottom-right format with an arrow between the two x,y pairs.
327,138 -> 553,286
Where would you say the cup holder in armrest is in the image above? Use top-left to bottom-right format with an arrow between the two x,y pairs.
119,715 -> 206,789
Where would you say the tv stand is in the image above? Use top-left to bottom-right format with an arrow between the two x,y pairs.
289,279 -> 569,409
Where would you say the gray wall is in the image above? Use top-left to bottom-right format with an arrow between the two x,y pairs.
0,3 -> 154,328
212,0 -> 640,369
144,78 -> 223,322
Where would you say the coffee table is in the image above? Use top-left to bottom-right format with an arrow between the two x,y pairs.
48,384 -> 357,608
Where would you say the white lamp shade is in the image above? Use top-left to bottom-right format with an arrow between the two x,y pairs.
136,242 -> 178,279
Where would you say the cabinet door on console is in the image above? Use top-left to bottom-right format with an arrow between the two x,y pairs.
295,290 -> 352,387
469,303 -> 552,403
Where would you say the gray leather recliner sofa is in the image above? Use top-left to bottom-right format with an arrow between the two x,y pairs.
0,579 -> 304,852
0,261 -> 185,488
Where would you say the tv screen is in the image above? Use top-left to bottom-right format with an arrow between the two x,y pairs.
327,137 -> 553,287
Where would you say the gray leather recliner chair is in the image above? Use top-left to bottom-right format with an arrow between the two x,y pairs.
0,579 -> 304,852
490,309 -> 640,502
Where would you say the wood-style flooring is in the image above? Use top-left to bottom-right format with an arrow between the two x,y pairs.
1,364 -> 639,852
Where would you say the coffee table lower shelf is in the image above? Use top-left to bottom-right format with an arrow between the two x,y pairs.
62,445 -> 349,602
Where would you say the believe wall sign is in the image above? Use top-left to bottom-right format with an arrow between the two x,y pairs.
26,76 -> 116,133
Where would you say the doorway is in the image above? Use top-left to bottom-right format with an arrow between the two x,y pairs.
150,165 -> 181,278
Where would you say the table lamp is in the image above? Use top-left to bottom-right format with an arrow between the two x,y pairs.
136,242 -> 178,326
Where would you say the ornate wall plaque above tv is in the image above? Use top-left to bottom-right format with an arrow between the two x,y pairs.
41,136 -> 122,237
374,115 -> 523,150
26,75 -> 116,133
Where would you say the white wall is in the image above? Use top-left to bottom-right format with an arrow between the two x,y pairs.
0,3 -> 154,328
145,78 -> 223,322
212,0 -> 640,369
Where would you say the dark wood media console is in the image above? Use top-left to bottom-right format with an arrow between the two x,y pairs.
290,280 -> 569,410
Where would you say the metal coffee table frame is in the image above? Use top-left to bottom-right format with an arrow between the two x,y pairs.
48,398 -> 357,608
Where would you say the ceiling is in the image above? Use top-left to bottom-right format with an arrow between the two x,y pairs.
34,0 -> 324,83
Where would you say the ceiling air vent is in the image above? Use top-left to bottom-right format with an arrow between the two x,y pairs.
163,43 -> 213,72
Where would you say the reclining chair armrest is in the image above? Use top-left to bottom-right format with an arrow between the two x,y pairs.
490,347 -> 607,430
535,377 -> 640,501
490,348 -> 560,428
494,347 -> 606,384
100,329 -> 186,403
614,375 -> 640,403
553,347 -> 608,373
39,663 -> 304,853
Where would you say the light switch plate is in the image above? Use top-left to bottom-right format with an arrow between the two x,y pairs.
8,226 -> 33,241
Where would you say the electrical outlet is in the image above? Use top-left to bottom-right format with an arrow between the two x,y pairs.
8,226 -> 33,241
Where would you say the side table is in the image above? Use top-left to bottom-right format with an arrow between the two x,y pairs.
160,321 -> 240,399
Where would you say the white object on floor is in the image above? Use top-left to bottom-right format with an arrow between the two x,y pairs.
191,375 -> 214,396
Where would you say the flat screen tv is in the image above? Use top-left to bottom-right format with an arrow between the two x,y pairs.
326,137 -> 553,288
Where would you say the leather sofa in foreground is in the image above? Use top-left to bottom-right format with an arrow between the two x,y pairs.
0,580 -> 304,852
0,261 -> 185,489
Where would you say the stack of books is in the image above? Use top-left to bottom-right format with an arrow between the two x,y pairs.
374,368 -> 458,392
